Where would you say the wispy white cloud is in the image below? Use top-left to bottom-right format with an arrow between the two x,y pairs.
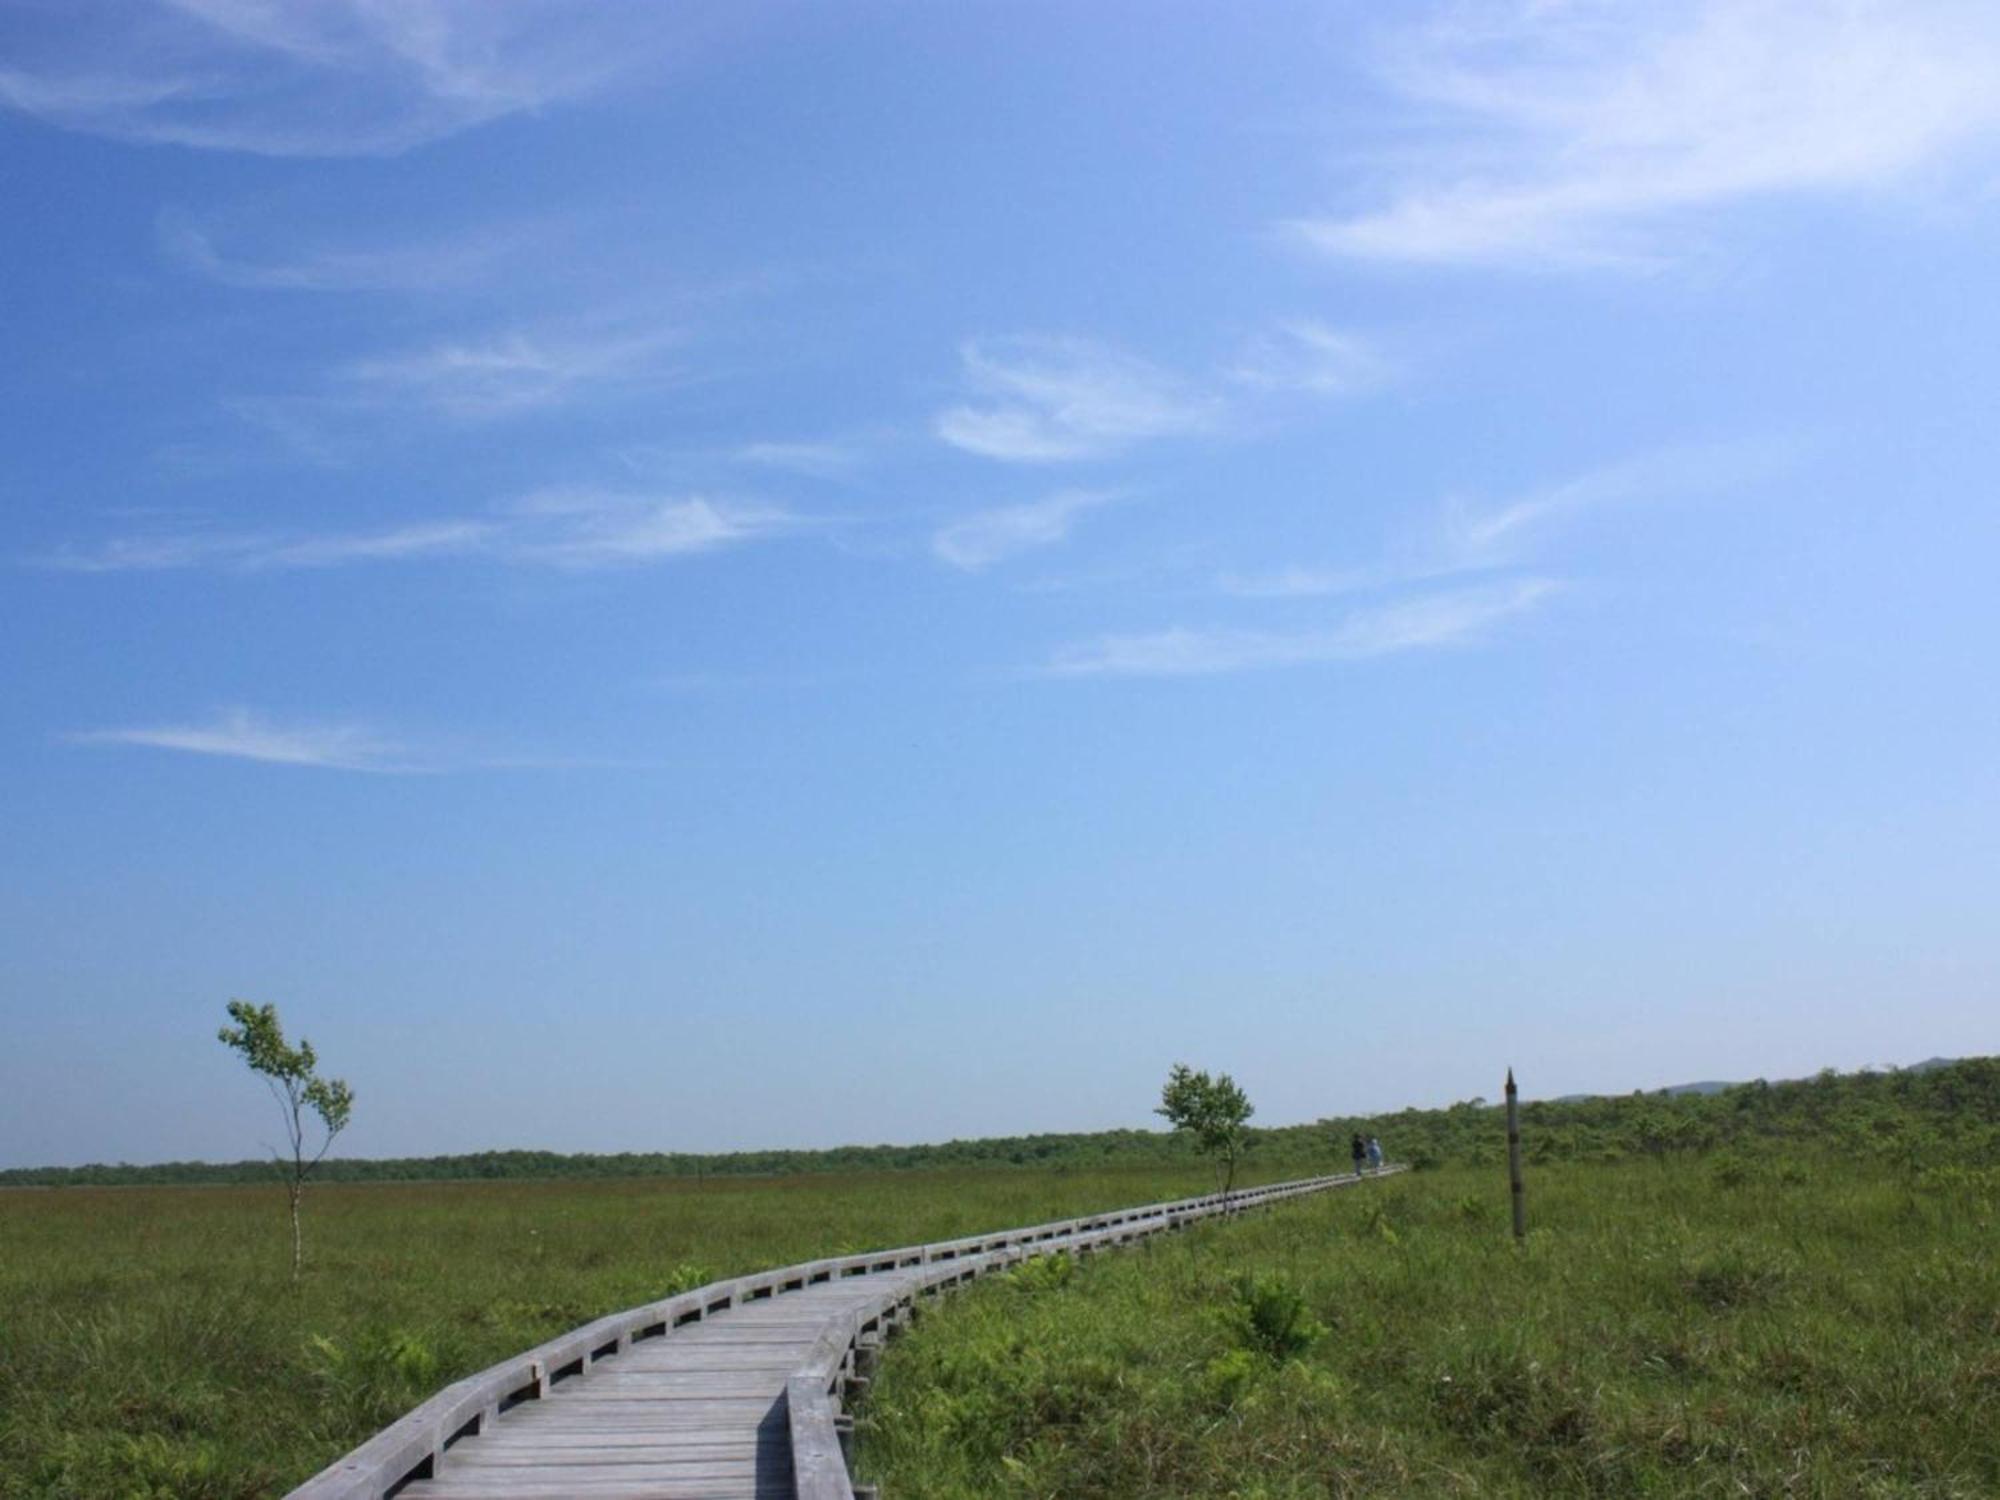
935,326 -> 1388,467
1225,320 -> 1391,397
1210,439 -> 1795,604
64,705 -> 640,772
1047,579 -> 1555,678
69,708 -> 408,771
261,519 -> 497,568
166,313 -> 690,465
932,490 -> 1119,571
1435,439 -> 1797,567
1297,0 -> 2000,267
1144,439 -> 1786,680
47,531 -> 247,573
499,490 -> 791,568
0,1 -> 665,156
936,337 -> 1219,463
338,324 -> 680,419
42,491 -> 793,574
158,208 -> 517,292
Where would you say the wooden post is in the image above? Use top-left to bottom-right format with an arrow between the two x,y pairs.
1506,1067 -> 1526,1240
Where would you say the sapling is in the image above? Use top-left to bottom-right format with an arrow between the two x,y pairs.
218,1000 -> 353,1278
1156,1063 -> 1255,1194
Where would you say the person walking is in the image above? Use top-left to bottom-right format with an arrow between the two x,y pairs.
1351,1131 -> 1368,1176
1367,1135 -> 1384,1173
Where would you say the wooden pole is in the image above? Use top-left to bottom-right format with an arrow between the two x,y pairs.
1506,1067 -> 1526,1240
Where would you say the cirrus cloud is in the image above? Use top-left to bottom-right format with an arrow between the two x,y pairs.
932,490 -> 1121,571
157,208 -> 521,293
935,337 -> 1220,463
40,490 -> 795,574
1297,0 -> 2000,268
1048,579 -> 1556,678
337,324 -> 683,420
69,707 -> 408,771
0,0 -> 675,157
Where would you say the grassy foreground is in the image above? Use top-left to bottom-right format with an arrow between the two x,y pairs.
4,1062 -> 1991,1496
0,1163 -> 1246,1498
858,1160 -> 2000,1498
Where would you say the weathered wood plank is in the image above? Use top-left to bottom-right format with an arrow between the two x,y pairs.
458,1447 -> 777,1467
464,1448 -> 776,1472
437,1469 -> 769,1488
784,1378 -> 848,1500
414,1482 -> 794,1500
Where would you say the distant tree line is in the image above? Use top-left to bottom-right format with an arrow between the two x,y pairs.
5,1057 -> 1992,1190
0,1128 -> 1205,1188
1313,1056 -> 1999,1173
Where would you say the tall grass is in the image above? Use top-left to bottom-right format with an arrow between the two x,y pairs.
6,1116 -> 1992,1496
858,1159 -> 2000,1497
0,1163 -> 1254,1497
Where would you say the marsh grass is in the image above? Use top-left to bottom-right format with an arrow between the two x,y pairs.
5,1129 -> 1994,1497
857,1160 -> 2000,1498
0,1163 -> 1247,1496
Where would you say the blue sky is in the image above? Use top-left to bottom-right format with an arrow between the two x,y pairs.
3,1 -> 1997,1167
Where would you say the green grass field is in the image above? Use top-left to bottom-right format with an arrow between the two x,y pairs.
858,1159 -> 2000,1498
3,1062 -> 1992,1498
0,1163 -> 1246,1498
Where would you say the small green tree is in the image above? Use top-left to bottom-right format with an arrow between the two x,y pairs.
218,1000 -> 353,1278
1156,1063 -> 1254,1194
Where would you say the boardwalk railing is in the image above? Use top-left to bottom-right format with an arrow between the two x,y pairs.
291,1167 -> 1402,1500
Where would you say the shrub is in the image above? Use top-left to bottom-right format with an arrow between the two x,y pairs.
659,1262 -> 715,1295
1708,1154 -> 1752,1188
1008,1251 -> 1075,1295
305,1329 -> 442,1426
1228,1273 -> 1326,1361
1203,1347 -> 1260,1407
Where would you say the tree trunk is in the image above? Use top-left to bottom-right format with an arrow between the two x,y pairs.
289,1180 -> 303,1280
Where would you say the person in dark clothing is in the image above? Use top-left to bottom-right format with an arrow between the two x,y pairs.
1351,1132 -> 1368,1176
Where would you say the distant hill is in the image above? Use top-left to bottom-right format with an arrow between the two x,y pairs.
1553,1056 -> 1967,1104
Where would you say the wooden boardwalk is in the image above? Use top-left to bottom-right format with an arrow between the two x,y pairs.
399,1272 -> 928,1499
291,1170 -> 1399,1500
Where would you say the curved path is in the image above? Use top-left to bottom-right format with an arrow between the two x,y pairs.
291,1168 -> 1400,1500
